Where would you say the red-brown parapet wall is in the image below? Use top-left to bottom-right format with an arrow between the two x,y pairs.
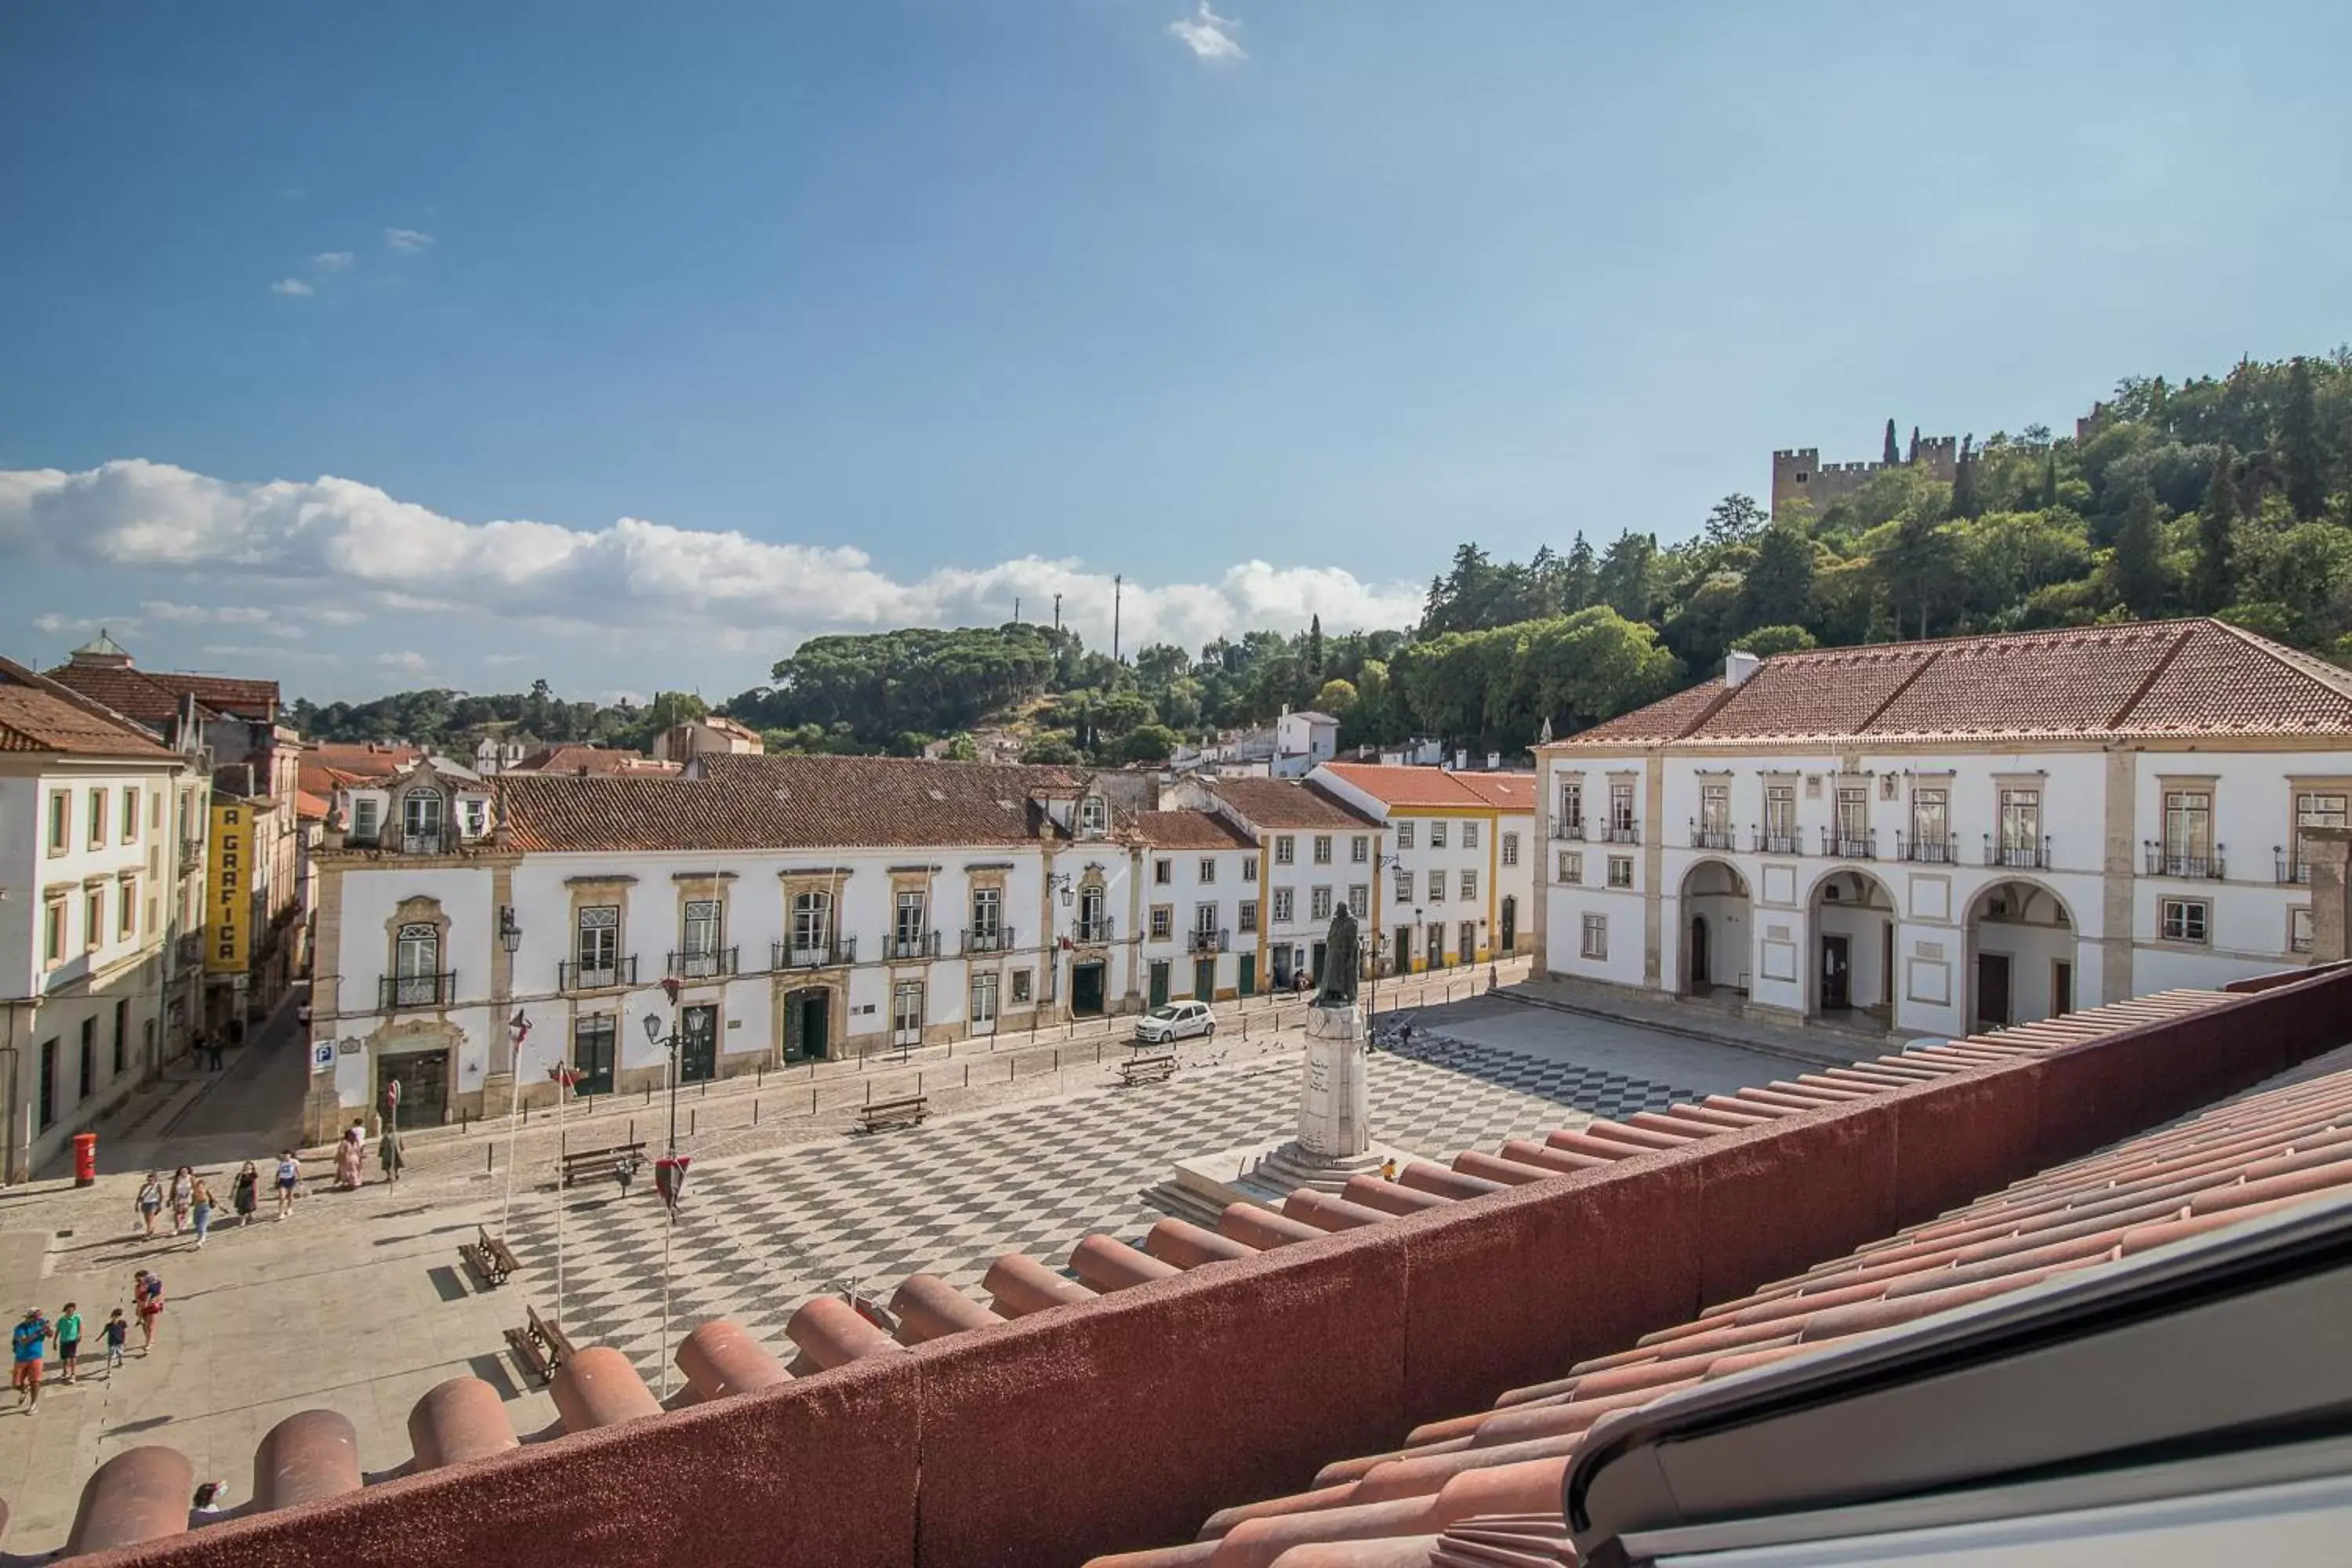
89,967 -> 2352,1568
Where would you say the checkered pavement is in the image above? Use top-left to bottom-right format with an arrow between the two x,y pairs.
502,1036 -> 1695,1375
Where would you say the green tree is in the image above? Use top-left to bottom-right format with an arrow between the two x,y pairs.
1733,524 -> 1817,636
938,731 -> 980,761
2281,356 -> 2325,521
1732,624 -> 1817,657
1883,418 -> 1900,466
1305,614 -> 1326,685
1703,493 -> 1767,548
1951,436 -> 1981,518
1020,729 -> 1083,764
2192,447 -> 2238,612
1313,677 -> 1359,715
1116,724 -> 1182,764
1562,532 -> 1596,612
1594,531 -> 1657,621
2108,488 -> 2170,617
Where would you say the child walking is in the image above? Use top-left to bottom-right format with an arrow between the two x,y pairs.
102,1308 -> 129,1374
55,1302 -> 82,1385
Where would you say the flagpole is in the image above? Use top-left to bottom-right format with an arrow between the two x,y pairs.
501,1010 -> 531,1236
554,1069 -> 567,1330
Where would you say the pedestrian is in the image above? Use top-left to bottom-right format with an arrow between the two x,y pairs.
231,1161 -> 260,1226
169,1166 -> 194,1234
55,1302 -> 82,1385
334,1123 -> 364,1190
209,1036 -> 225,1072
192,1479 -> 230,1515
101,1309 -> 129,1374
11,1309 -> 50,1410
273,1149 -> 301,1218
189,1178 -> 216,1249
134,1173 -> 164,1238
132,1271 -> 164,1354
1380,1157 -> 1399,1182
378,1123 -> 404,1187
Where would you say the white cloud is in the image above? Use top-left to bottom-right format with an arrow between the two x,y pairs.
204,644 -> 341,663
1167,2 -> 1246,60
33,612 -> 139,635
483,653 -> 532,666
0,458 -> 1424,659
376,650 -> 429,673
140,601 -> 274,625
299,606 -> 369,626
384,228 -> 434,253
270,278 -> 316,297
312,251 -> 355,272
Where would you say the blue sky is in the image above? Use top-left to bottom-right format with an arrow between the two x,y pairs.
5,1 -> 2347,704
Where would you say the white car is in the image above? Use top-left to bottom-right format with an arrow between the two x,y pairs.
1133,1000 -> 1215,1045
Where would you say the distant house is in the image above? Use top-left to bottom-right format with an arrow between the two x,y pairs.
652,715 -> 764,764
1272,710 -> 1340,779
471,735 -> 534,775
505,744 -> 681,778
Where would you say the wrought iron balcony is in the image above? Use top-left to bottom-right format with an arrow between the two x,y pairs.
179,837 -> 205,873
961,926 -> 1016,956
1820,828 -> 1878,860
884,931 -> 941,962
1751,829 -> 1802,855
1557,821 -> 1588,842
2277,851 -> 2312,885
773,935 -> 854,970
1074,916 -> 1115,945
2143,845 -> 2226,880
1189,927 -> 1229,954
379,971 -> 456,1011
1688,822 -> 1736,851
667,946 -> 739,980
1896,832 -> 1955,863
397,824 -> 461,855
1985,834 -> 2052,869
559,955 -> 638,991
174,931 -> 202,965
1601,822 -> 1640,845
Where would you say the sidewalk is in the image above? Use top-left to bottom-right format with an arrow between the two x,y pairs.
1495,972 -> 1902,1069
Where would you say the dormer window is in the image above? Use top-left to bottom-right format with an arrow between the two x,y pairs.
1078,796 -> 1107,834
401,787 -> 445,853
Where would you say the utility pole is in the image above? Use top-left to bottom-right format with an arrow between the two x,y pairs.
1053,593 -> 1062,634
1013,596 -> 1021,624
1113,575 -> 1123,664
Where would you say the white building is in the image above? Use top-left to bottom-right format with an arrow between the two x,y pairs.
1272,710 -> 1341,779
1310,762 -> 1537,971
1537,619 -> 2352,1039
653,715 -> 764,764
1131,810 -> 1262,1006
0,657 -> 208,1180
1167,776 -> 1384,991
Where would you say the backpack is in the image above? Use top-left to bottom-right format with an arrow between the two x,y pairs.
145,1276 -> 162,1305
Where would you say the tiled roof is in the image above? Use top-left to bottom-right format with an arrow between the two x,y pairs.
1134,810 -> 1258,851
47,981 -> 2352,1563
1321,764 -> 1536,812
1560,617 -> 2352,747
39,660 -> 216,727
507,743 -> 683,776
1209,777 -> 1381,830
0,658 -> 179,757
145,669 -> 279,720
300,744 -> 422,797
498,754 -> 1104,851
295,789 -> 333,822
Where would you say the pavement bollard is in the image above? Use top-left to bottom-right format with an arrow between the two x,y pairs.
753,1098 -> 759,1126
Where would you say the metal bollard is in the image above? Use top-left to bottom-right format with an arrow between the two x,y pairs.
753,1098 -> 760,1126
485,1144 -> 493,1175
691,1108 -> 698,1136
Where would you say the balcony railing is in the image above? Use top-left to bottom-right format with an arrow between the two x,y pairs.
1558,821 -> 1588,842
179,838 -> 205,874
174,931 -> 202,965
396,824 -> 461,855
884,931 -> 941,962
2277,852 -> 2312,885
1752,829 -> 1802,856
1820,828 -> 1878,860
1896,832 -> 1955,863
961,926 -> 1016,956
1688,823 -> 1736,851
773,935 -> 855,970
560,955 -> 638,991
1601,822 -> 1640,845
667,946 -> 739,980
1984,835 -> 2051,869
1189,927 -> 1230,954
379,971 -> 456,1011
1074,916 -> 1115,945
2143,846 -> 2226,880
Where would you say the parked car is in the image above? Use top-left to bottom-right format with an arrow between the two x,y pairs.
1133,1000 -> 1215,1045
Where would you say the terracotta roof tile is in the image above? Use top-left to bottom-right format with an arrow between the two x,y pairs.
143,670 -> 279,718
1321,763 -> 1535,811
1208,776 -> 1381,829
0,659 -> 178,757
1132,809 -> 1258,850
506,743 -> 683,776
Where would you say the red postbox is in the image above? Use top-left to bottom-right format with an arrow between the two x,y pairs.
71,1132 -> 98,1188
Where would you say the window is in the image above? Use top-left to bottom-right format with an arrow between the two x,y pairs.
1242,858 -> 1258,883
1396,821 -> 1416,850
1312,835 -> 1333,865
1558,782 -> 1583,837
1194,902 -> 1219,935
2293,792 -> 2347,878
575,905 -> 619,982
85,887 -> 104,949
1154,858 -> 1174,885
1272,887 -> 1294,924
1607,855 -> 1633,889
1311,886 -> 1334,921
1239,899 -> 1258,934
1078,796 -> 1107,833
1150,905 -> 1173,939
44,897 -> 66,964
1351,835 -> 1369,863
893,891 -> 929,956
891,982 -> 925,1044
89,787 -> 107,848
1462,822 -> 1479,850
2291,907 -> 2314,955
113,999 -> 129,1076
2160,898 -> 2210,945
790,891 -> 833,959
1502,832 -> 1520,866
1460,869 -> 1479,900
394,920 -> 445,1005
1348,884 -> 1369,917
572,1014 -> 618,1096
401,786 -> 445,849
151,790 -> 163,832
350,796 -> 382,843
1275,836 -> 1295,865
681,898 -> 723,972
79,1018 -> 95,1101
1428,870 -> 1446,902
1608,782 -> 1636,835
2163,789 -> 2213,865
970,887 -> 1003,942
460,797 -> 489,837
1835,786 -> 1869,848
37,1039 -> 56,1132
1430,821 -> 1448,849
1557,851 -> 1581,885
121,786 -> 140,843
1699,782 -> 1730,842
1011,968 -> 1033,1004
1581,914 -> 1608,960
1396,869 -> 1415,902
1911,786 -> 1949,858
49,791 -> 69,855
1199,858 -> 1217,884
1763,783 -> 1798,851
119,877 -> 137,938
1997,787 -> 2042,865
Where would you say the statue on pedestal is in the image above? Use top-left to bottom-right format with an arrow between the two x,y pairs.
1316,904 -> 1360,1009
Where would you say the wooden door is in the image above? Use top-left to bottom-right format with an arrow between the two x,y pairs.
1820,935 -> 1851,1011
1976,952 -> 2012,1029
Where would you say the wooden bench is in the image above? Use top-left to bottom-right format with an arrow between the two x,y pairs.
503,1302 -> 577,1385
459,1225 -> 521,1288
557,1142 -> 647,1189
855,1094 -> 928,1134
1119,1051 -> 1179,1087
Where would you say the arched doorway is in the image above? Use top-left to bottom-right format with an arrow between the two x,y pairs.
1965,880 -> 2075,1031
1679,860 -> 1751,998
1809,869 -> 1896,1023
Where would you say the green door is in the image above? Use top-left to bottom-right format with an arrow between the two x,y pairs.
1148,960 -> 1171,1008
1192,958 -> 1217,1000
680,1004 -> 719,1083
1238,954 -> 1256,996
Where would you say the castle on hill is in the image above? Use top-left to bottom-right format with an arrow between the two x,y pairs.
1772,423 -> 1957,517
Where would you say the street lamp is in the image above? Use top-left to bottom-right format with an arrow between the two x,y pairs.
499,904 -> 522,957
641,975 -> 687,1155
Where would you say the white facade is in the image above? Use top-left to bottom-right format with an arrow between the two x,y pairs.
1538,740 -> 2345,1037
1272,711 -> 1341,779
1257,823 -> 1376,988
1308,765 -> 1537,973
1137,841 -> 1262,1004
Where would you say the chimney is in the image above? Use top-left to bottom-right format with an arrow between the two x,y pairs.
1726,649 -> 1763,689
1454,749 -> 1468,771
1486,752 -> 1501,771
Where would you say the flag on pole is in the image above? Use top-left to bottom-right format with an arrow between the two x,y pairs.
655,1155 -> 690,1208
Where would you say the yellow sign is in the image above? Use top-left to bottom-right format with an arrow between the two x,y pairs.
205,802 -> 249,975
